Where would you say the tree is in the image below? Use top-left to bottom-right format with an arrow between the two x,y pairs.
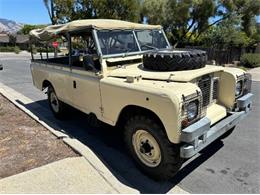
43,0 -> 56,24
200,16 -> 249,48
8,34 -> 17,46
43,0 -> 141,24
142,0 -> 260,47
142,0 -> 216,47
18,24 -> 47,35
93,0 -> 140,22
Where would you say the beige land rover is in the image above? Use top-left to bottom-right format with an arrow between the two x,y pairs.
30,19 -> 253,180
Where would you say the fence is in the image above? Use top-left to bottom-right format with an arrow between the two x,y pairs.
185,46 -> 252,65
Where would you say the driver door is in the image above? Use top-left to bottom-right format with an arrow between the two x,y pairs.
69,31 -> 103,119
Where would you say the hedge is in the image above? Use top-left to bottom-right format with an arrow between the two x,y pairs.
0,46 -> 18,52
240,53 -> 260,68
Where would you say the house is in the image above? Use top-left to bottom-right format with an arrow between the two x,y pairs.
0,33 -> 9,47
16,34 -> 29,50
0,33 -> 30,50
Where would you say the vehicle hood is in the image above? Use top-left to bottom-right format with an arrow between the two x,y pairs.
108,64 -> 224,82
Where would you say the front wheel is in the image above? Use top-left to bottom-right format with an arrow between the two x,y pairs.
124,115 -> 183,180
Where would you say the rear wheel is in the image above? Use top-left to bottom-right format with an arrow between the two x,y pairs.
47,86 -> 67,119
124,115 -> 182,180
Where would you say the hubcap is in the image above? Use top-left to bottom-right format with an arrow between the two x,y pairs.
50,92 -> 59,113
132,130 -> 162,167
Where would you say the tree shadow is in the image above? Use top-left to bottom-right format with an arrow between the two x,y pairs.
17,99 -> 224,193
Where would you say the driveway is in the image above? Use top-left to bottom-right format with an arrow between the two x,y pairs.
0,53 -> 259,193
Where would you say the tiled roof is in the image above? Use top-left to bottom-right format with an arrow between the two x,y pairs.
16,35 -> 29,43
0,34 -> 9,43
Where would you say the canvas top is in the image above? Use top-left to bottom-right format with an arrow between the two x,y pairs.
29,19 -> 162,41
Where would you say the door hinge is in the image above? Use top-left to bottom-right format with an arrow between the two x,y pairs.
100,106 -> 104,113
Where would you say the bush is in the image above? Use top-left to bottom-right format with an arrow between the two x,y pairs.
37,47 -> 55,53
240,53 -> 260,68
14,46 -> 20,54
0,46 -> 21,53
0,46 -> 16,52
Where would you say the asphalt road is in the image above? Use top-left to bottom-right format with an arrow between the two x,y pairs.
0,53 -> 259,193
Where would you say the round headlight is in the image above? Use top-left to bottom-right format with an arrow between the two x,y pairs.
235,81 -> 242,96
187,101 -> 198,121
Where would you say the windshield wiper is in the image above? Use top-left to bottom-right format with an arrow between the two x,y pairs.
140,44 -> 159,51
122,48 -> 132,57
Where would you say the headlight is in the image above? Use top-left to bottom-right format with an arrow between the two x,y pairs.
187,101 -> 198,121
235,81 -> 243,96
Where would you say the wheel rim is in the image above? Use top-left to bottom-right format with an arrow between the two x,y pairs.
50,91 -> 59,113
132,129 -> 162,167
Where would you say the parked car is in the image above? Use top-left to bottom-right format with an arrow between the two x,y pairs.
29,19 -> 253,180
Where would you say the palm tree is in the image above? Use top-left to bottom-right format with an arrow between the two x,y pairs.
43,0 -> 56,24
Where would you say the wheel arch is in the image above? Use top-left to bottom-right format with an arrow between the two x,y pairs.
116,105 -> 167,135
42,80 -> 53,91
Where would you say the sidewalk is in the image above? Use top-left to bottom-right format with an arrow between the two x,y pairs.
247,67 -> 260,81
0,157 -> 119,193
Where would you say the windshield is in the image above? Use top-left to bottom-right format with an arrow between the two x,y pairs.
135,30 -> 169,51
97,31 -> 139,55
96,29 -> 169,56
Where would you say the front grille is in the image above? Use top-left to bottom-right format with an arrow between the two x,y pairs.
198,75 -> 211,107
213,78 -> 219,99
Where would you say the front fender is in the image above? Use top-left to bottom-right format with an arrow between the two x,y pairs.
217,67 -> 246,110
100,77 -> 200,143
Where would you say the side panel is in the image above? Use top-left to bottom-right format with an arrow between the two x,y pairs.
30,62 -> 73,104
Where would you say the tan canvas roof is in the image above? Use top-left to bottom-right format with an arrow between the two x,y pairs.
30,19 -> 162,41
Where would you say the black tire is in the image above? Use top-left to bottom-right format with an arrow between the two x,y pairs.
47,86 -> 67,119
220,126 -> 236,139
0,64 -> 3,71
143,49 -> 207,71
124,115 -> 182,180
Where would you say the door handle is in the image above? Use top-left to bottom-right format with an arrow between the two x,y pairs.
73,81 -> 77,89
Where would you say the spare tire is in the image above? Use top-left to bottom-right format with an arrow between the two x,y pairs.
143,49 -> 207,71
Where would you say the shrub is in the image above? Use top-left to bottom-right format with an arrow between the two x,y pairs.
0,46 -> 15,52
14,46 -> 20,54
37,47 -> 55,53
240,53 -> 260,68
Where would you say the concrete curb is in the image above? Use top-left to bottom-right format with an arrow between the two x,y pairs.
0,82 -> 188,194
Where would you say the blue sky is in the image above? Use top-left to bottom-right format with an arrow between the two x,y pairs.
0,0 -> 51,24
0,0 -> 259,25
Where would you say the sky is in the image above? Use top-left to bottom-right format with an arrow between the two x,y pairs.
0,0 -> 259,25
0,0 -> 51,24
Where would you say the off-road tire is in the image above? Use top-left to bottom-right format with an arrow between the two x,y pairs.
124,115 -> 183,180
143,49 -> 207,71
220,126 -> 236,139
47,86 -> 67,119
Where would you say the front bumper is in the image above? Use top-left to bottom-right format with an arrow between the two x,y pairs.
180,93 -> 253,158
